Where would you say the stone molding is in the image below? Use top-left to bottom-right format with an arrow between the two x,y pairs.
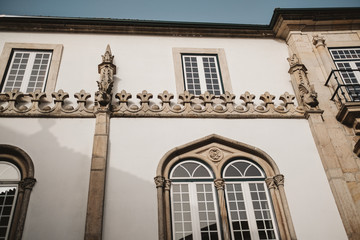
0,89 -> 305,119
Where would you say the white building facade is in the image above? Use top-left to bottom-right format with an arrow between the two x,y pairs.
0,8 -> 359,240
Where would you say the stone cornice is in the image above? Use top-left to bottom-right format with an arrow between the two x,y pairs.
0,89 -> 305,119
0,8 -> 359,38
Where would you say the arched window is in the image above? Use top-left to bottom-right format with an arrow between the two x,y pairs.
170,160 -> 221,240
0,145 -> 36,240
0,162 -> 21,240
155,134 -> 296,240
223,160 -> 279,240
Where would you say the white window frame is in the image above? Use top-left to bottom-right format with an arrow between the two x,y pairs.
173,48 -> 232,96
182,54 -> 224,96
329,47 -> 360,101
0,43 -> 63,94
170,161 -> 222,240
223,160 -> 280,240
2,50 -> 52,93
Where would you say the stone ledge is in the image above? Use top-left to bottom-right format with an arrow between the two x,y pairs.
336,102 -> 360,127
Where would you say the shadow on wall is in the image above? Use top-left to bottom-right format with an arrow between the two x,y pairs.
103,140 -> 158,240
0,119 -> 91,240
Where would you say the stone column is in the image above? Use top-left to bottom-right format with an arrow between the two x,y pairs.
265,177 -> 289,240
164,180 -> 172,240
14,177 -> 36,240
214,178 -> 230,240
273,175 -> 297,240
85,45 -> 116,240
312,35 -> 333,75
154,176 -> 166,240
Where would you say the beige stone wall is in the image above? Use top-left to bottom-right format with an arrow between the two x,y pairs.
286,30 -> 360,239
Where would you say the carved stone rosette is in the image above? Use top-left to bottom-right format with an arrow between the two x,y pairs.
154,176 -> 165,188
208,147 -> 224,162
287,54 -> 319,110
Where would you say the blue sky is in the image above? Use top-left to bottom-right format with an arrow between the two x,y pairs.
1,0 -> 360,24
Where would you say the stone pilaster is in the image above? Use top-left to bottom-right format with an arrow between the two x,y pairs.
85,45 -> 116,240
214,178 -> 230,240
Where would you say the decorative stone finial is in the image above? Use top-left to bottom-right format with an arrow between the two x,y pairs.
96,45 -> 116,108
102,44 -> 114,63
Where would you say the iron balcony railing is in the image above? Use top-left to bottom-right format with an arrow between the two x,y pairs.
325,69 -> 360,103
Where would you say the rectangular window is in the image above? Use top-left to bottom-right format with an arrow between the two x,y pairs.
2,50 -> 52,93
0,43 -> 63,93
173,48 -> 232,97
329,48 -> 360,101
182,54 -> 223,96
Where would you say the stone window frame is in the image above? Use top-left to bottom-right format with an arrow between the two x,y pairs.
0,145 -> 36,240
154,134 -> 296,240
0,42 -> 63,94
172,48 -> 233,96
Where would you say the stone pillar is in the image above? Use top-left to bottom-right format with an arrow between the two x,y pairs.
214,178 -> 230,240
154,176 -> 166,240
85,110 -> 110,240
84,45 -> 116,240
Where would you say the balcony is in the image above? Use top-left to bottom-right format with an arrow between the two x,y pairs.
326,69 -> 360,156
325,69 -> 360,103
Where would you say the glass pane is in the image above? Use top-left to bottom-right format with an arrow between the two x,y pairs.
225,183 -> 251,239
249,183 -> 277,240
223,160 -> 264,178
0,162 -> 20,180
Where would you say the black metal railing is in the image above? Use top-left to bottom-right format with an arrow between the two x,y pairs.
325,69 -> 360,103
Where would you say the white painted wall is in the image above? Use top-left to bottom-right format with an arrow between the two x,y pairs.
0,118 -> 94,240
0,32 -> 293,103
105,118 -> 347,240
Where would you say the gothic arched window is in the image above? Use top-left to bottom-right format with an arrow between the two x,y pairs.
0,145 -> 36,240
155,135 -> 296,240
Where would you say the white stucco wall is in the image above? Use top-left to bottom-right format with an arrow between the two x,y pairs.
0,118 -> 94,240
0,31 -> 347,239
0,32 -> 293,100
105,118 -> 347,240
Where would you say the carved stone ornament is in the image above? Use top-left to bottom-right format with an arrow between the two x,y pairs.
95,45 -> 116,108
164,180 -> 171,191
287,54 -> 319,110
265,178 -> 276,189
208,147 -> 224,162
19,177 -> 36,191
312,35 -> 326,48
274,174 -> 285,187
0,89 -> 305,118
154,176 -> 165,188
214,178 -> 225,190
